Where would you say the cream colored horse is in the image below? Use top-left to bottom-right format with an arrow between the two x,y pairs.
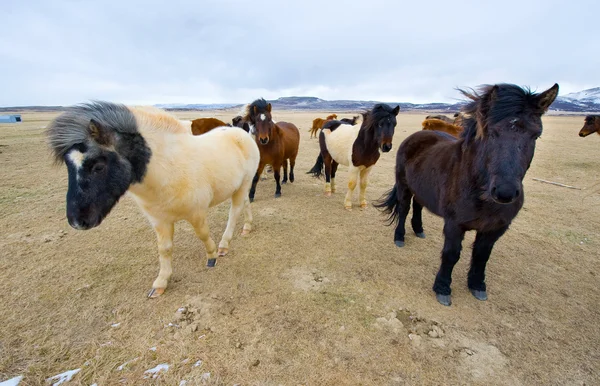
47,102 -> 260,298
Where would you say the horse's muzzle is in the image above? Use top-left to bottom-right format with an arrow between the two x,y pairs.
381,143 -> 392,153
259,137 -> 269,145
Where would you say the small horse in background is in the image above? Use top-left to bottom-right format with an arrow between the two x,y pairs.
232,115 -> 251,132
422,118 -> 464,138
309,114 -> 338,138
242,98 -> 300,201
375,83 -> 559,306
308,104 -> 399,210
453,112 -> 467,126
579,115 -> 600,137
46,102 -> 260,298
426,114 -> 454,124
191,117 -> 231,135
340,115 -> 359,125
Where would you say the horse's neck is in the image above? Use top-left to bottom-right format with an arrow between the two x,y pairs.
354,126 -> 379,154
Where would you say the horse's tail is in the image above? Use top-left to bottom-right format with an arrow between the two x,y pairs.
373,184 -> 401,226
307,153 -> 324,178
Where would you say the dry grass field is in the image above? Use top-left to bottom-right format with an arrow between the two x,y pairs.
0,109 -> 598,385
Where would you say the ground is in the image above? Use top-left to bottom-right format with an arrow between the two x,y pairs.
0,110 -> 598,385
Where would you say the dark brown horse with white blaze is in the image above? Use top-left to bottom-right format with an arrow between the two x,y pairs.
375,83 -> 559,306
243,98 -> 300,201
308,104 -> 400,210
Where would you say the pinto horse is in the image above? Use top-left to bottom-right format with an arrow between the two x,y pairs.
340,115 -> 359,125
579,115 -> 600,137
242,98 -> 300,201
308,104 -> 400,210
421,118 -> 464,138
375,83 -> 559,306
46,102 -> 260,298
309,114 -> 338,138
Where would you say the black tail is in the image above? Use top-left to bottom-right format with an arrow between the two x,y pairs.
373,184 -> 401,226
307,153 -> 324,178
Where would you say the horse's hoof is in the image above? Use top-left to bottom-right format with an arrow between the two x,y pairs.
282,181 -> 287,184
436,293 -> 452,306
274,193 -> 281,198
147,288 -> 165,298
241,228 -> 251,236
415,232 -> 426,239
360,202 -> 368,209
324,191 -> 332,197
344,206 -> 352,211
249,197 -> 254,203
207,258 -> 217,267
470,289 -> 488,301
394,240 -> 405,248
217,248 -> 228,257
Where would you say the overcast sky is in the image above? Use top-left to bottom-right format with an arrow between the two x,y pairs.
1,0 -> 598,106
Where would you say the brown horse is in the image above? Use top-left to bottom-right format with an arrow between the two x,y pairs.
191,117 -> 229,135
309,114 -> 338,138
244,98 -> 300,201
340,115 -> 359,125
422,118 -> 464,138
426,114 -> 454,124
579,115 -> 600,137
308,104 -> 399,210
375,83 -> 559,306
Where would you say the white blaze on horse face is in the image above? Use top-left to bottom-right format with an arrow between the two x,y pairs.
260,114 -> 266,121
67,149 -> 85,169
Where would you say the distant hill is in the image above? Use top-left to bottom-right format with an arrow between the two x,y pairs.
2,87 -> 599,113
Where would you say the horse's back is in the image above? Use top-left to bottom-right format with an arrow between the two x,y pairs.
191,118 -> 227,135
399,130 -> 456,163
277,121 -> 300,159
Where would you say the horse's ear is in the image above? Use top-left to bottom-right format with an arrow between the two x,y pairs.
253,106 -> 258,115
88,119 -> 113,146
535,83 -> 559,113
392,105 -> 400,116
242,122 -> 250,132
475,85 -> 498,139
266,103 -> 272,113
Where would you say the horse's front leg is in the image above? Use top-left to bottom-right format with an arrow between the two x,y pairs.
344,166 -> 359,210
249,163 -> 265,203
330,161 -> 338,193
148,221 -> 175,298
282,159 -> 289,184
467,226 -> 508,301
358,166 -> 373,209
433,221 -> 465,306
273,161 -> 283,198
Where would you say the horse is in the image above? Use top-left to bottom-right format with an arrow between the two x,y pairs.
46,102 -> 260,298
232,115 -> 251,132
191,117 -> 231,135
340,115 -> 359,125
242,98 -> 300,201
425,114 -> 454,124
421,118 -> 464,138
579,115 -> 600,137
309,114 -> 338,138
375,83 -> 559,306
453,112 -> 467,126
307,104 -> 400,210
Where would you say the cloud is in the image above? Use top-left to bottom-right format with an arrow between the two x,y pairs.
1,0 -> 598,106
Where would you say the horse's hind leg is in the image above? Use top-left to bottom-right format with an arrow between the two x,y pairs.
433,221 -> 465,306
289,156 -> 296,183
192,215 -> 218,261
411,200 -> 426,238
330,161 -> 338,193
282,159 -> 289,184
358,166 -> 373,209
218,188 -> 249,256
148,221 -> 175,298
393,185 -> 412,247
249,163 -> 265,202
467,226 -> 508,301
323,153 -> 333,197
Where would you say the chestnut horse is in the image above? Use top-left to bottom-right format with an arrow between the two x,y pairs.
308,104 -> 399,210
243,98 -> 300,201
425,114 -> 454,124
309,114 -> 338,138
421,118 -> 464,138
579,115 -> 600,137
191,117 -> 230,135
375,83 -> 559,306
46,102 -> 260,298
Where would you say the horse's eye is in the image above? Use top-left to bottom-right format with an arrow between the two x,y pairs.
92,162 -> 106,173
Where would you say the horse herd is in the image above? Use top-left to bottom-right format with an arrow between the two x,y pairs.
46,82 -> 593,306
